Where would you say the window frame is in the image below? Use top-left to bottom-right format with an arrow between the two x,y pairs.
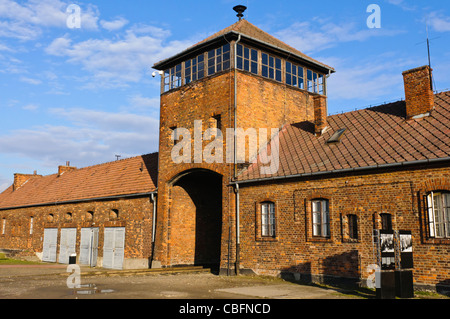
311,199 -> 330,238
261,202 -> 276,238
261,52 -> 282,82
236,44 -> 258,75
427,191 -> 450,239
286,61 -> 304,90
347,214 -> 358,240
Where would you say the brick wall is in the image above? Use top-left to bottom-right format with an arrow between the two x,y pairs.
237,164 -> 450,288
403,66 -> 434,119
0,196 -> 154,267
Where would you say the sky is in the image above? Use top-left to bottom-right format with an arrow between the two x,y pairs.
0,0 -> 450,191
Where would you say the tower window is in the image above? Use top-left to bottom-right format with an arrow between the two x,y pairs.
185,54 -> 205,86
164,63 -> 183,92
312,199 -> 330,237
286,61 -> 304,90
237,44 -> 258,75
261,53 -> 282,82
427,192 -> 450,238
208,43 -> 231,76
261,202 -> 276,237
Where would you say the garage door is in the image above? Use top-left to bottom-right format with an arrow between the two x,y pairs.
42,228 -> 58,263
80,228 -> 99,267
103,227 -> 125,270
59,228 -> 77,264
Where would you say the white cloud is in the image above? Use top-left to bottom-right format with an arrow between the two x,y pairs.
426,12 -> 450,32
0,107 -> 160,170
275,18 -> 405,54
46,26 -> 199,88
0,0 -> 99,40
100,17 -> 128,31
20,76 -> 41,85
22,103 -> 39,111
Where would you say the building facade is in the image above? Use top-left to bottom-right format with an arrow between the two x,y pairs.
0,14 -> 449,291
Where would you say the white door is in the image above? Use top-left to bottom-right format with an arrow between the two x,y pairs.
80,228 -> 99,267
103,227 -> 125,270
42,228 -> 58,263
59,228 -> 77,264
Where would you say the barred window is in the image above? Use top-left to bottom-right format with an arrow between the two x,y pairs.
348,214 -> 358,240
427,192 -> 450,238
261,202 -> 276,237
237,44 -> 258,75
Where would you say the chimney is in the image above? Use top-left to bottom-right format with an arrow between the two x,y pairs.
313,95 -> 328,136
13,173 -> 41,191
402,65 -> 434,119
58,162 -> 77,176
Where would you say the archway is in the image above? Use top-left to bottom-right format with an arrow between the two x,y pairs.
169,169 -> 223,271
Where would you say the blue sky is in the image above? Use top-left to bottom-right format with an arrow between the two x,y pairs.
0,0 -> 450,191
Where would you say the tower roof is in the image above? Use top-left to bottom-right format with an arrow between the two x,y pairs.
153,19 -> 334,73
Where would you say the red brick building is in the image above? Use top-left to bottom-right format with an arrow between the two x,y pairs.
0,14 -> 449,291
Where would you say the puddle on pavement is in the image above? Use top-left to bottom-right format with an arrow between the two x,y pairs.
70,284 -> 115,296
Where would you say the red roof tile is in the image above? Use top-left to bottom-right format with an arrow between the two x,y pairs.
0,153 -> 158,210
237,91 -> 450,182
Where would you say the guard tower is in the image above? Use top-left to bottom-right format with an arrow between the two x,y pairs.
151,6 -> 335,274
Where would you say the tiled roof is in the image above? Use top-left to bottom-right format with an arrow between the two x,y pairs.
0,153 -> 158,210
153,19 -> 334,72
237,91 -> 450,182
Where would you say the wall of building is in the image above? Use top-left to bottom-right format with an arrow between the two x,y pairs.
237,164 -> 450,289
0,196 -> 154,269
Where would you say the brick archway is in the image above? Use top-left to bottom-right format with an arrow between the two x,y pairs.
168,169 -> 223,271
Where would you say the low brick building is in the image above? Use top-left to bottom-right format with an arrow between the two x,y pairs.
0,153 -> 158,269
0,12 -> 449,291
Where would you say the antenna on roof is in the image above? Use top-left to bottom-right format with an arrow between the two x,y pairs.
115,155 -> 121,161
426,24 -> 433,91
233,5 -> 247,21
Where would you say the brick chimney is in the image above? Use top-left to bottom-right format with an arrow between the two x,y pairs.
58,161 -> 77,176
13,172 -> 41,191
402,65 -> 434,119
313,95 -> 328,136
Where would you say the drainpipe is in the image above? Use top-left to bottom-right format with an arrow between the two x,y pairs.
150,192 -> 157,268
234,34 -> 241,179
234,34 -> 242,276
235,183 -> 240,275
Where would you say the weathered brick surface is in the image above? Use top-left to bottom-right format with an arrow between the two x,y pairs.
0,197 -> 154,263
237,165 -> 450,288
403,66 -> 435,119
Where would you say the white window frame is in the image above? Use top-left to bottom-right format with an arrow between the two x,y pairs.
427,192 -> 450,238
261,202 -> 276,237
312,199 -> 330,237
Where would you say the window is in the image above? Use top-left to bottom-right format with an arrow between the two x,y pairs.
110,209 -> 119,220
312,199 -> 330,237
427,192 -> 450,238
185,54 -> 205,85
65,212 -> 73,222
262,53 -> 282,82
163,63 -> 183,92
208,43 -> 231,76
48,214 -> 54,223
286,61 -> 304,89
261,202 -> 276,237
237,44 -> 258,75
29,216 -> 34,235
86,211 -> 94,222
307,69 -> 325,94
1,218 -> 5,235
380,213 -> 392,231
348,214 -> 358,240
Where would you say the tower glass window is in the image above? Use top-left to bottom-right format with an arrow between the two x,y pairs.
286,61 -> 304,90
261,52 -> 282,82
208,43 -> 231,76
185,54 -> 205,86
236,44 -> 258,75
